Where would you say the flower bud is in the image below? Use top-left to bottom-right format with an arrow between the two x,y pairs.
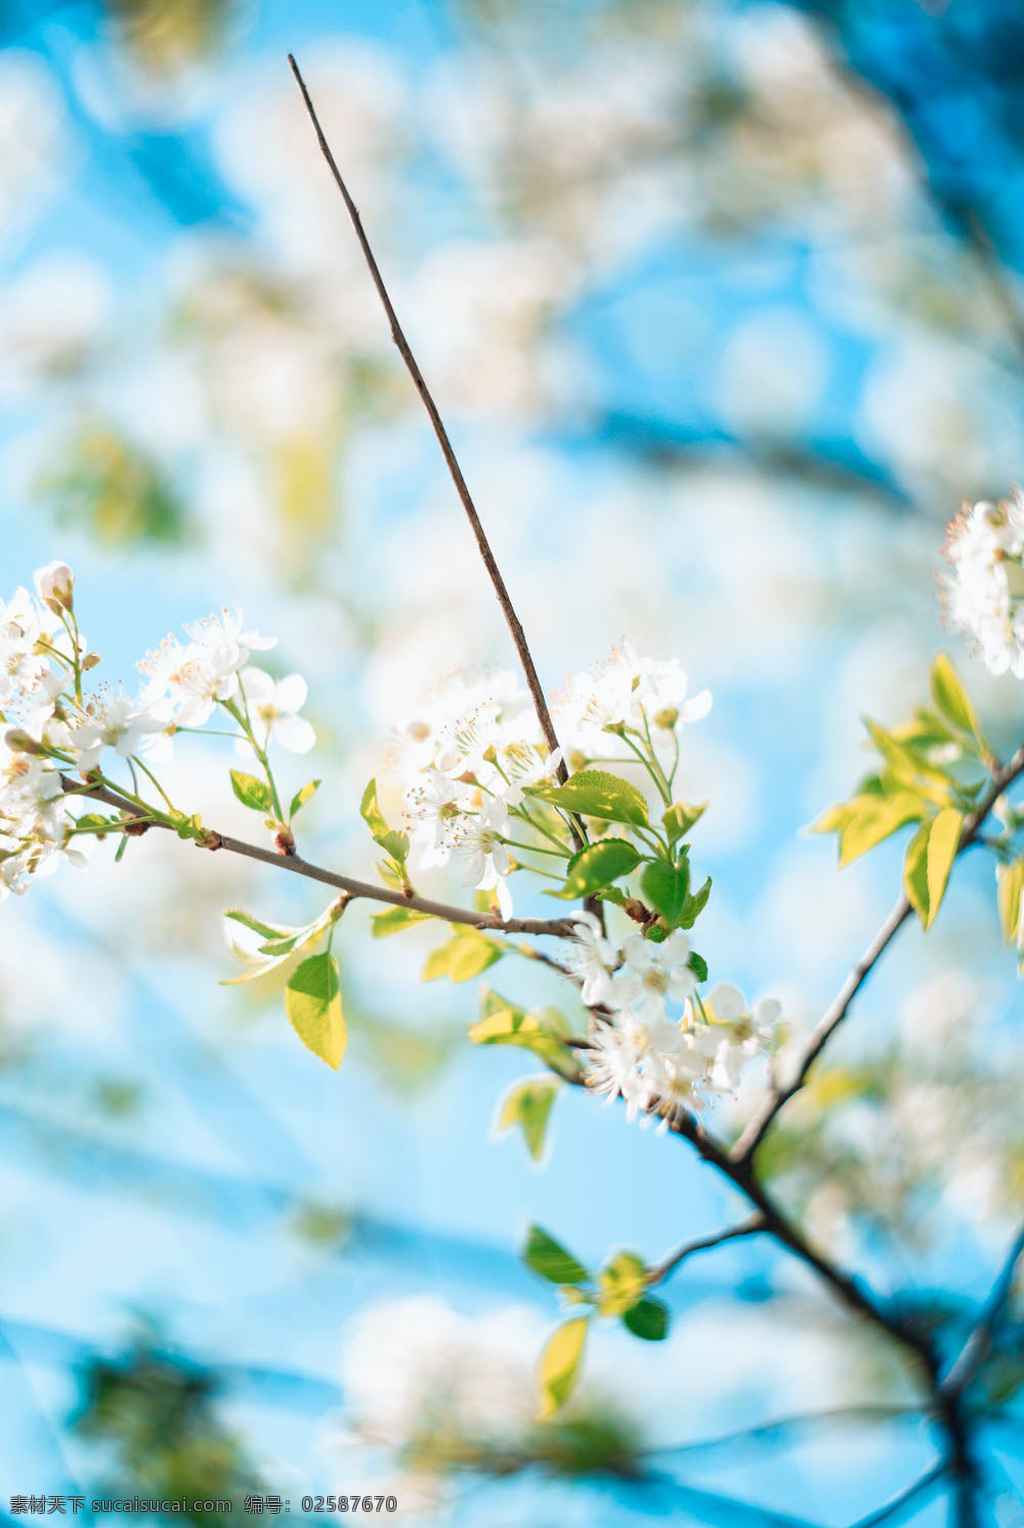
34,560 -> 75,614
82,651 -> 101,672
5,728 -> 45,755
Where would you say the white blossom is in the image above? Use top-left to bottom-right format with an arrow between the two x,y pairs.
943,494 -> 1024,679
240,667 -> 315,754
67,689 -> 164,772
139,606 -> 277,726
33,559 -> 74,614
556,639 -> 711,752
451,801 -> 511,892
611,928 -> 697,1020
562,910 -> 617,1006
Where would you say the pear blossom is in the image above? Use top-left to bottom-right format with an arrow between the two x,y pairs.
943,494 -> 1024,679
585,1020 -> 649,1115
701,983 -> 780,1092
562,910 -> 617,1006
239,667 -> 315,754
451,802 -> 511,891
611,928 -> 697,1020
139,606 -> 277,726
33,559 -> 74,614
0,585 -> 58,708
183,604 -> 276,674
67,689 -> 165,771
555,640 -> 712,752
403,767 -> 466,865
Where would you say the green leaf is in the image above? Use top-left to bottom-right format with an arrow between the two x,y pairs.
230,770 -> 274,816
547,838 -> 640,899
371,906 -> 431,938
996,859 -> 1024,948
470,991 -> 577,1073
597,1251 -> 648,1316
524,1224 -> 589,1285
641,859 -> 690,926
284,952 -> 346,1070
688,951 -> 708,982
623,1298 -> 670,1341
289,779 -> 320,819
424,927 -> 505,982
496,1077 -> 561,1161
680,876 -> 711,929
223,908 -> 298,942
533,768 -> 649,827
662,801 -> 706,845
903,808 -> 963,930
930,654 -> 988,752
360,778 -> 409,870
537,1317 -> 589,1418
74,812 -> 119,836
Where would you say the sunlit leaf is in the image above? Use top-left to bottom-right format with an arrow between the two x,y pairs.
285,952 -> 346,1069
538,1318 -> 589,1417
496,1077 -> 561,1161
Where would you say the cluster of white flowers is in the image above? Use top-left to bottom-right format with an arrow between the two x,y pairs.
568,913 -> 779,1124
943,493 -> 1024,679
0,562 -> 314,900
553,639 -> 712,757
388,645 -> 711,915
387,667 -> 559,916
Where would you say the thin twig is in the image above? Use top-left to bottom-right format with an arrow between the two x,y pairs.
732,743 -> 1024,1163
646,1216 -> 766,1288
846,1461 -> 947,1528
640,1403 -> 923,1462
942,1221 -> 1024,1398
61,775 -> 574,939
287,54 -> 582,855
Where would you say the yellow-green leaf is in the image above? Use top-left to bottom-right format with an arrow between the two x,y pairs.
662,800 -> 706,845
496,1077 -> 561,1161
371,906 -> 431,938
835,793 -> 927,867
470,991 -> 577,1073
537,1317 -> 589,1418
423,926 -> 505,982
904,808 -> 963,930
997,859 -> 1024,948
285,952 -> 346,1069
930,653 -> 988,753
230,770 -> 274,815
597,1251 -> 648,1316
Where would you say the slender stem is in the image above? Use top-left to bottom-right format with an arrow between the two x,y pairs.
942,1221 -> 1024,1397
646,1216 -> 766,1288
732,743 -> 1024,1164
846,1462 -> 947,1528
287,54 -> 582,855
130,753 -> 177,814
60,774 -> 575,938
512,803 -> 573,856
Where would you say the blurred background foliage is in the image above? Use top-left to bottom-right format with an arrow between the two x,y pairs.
0,0 -> 1023,1522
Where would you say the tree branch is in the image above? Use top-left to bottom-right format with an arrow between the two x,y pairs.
646,1216 -> 766,1288
731,742 -> 1024,1164
942,1220 -> 1024,1398
61,775 -> 575,939
287,54 -> 581,853
847,1462 -> 946,1528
